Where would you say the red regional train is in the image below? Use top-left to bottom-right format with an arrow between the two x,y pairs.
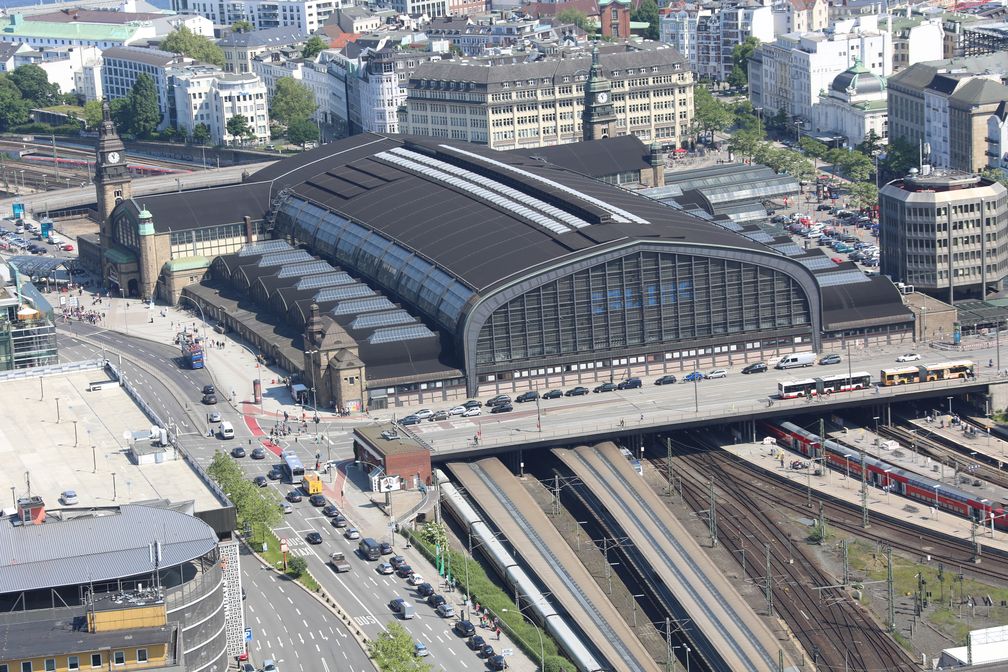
763,421 -> 1008,531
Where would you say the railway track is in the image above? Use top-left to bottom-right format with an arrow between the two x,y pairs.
654,443 -> 917,672
879,423 -> 1008,492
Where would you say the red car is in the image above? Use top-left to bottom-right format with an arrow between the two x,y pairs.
61,244 -> 74,251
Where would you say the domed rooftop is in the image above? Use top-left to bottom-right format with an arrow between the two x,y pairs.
831,59 -> 886,96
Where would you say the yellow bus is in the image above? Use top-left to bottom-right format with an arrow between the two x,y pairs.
879,366 -> 922,386
923,360 -> 974,381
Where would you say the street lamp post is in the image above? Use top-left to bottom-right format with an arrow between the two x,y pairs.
500,607 -> 544,671
672,644 -> 691,672
844,454 -> 852,481
178,295 -> 209,360
9,486 -> 14,509
111,472 -> 117,500
947,396 -> 954,416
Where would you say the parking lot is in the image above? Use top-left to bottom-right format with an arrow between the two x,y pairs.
777,205 -> 880,273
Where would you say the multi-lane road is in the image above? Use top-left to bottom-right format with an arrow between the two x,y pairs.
56,324 -> 520,672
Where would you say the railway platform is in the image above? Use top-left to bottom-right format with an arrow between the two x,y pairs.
725,440 -> 1008,553
556,442 -> 797,672
907,416 -> 1008,468
449,458 -> 661,672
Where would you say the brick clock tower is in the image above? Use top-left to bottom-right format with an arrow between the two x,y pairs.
94,100 -> 132,266
582,46 -> 617,141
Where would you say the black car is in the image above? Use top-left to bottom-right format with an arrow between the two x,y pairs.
379,541 -> 393,555
486,394 -> 511,407
816,204 -> 832,211
395,564 -> 413,578
251,447 -> 266,459
468,635 -> 486,651
400,415 -> 421,426
330,514 -> 347,528
541,389 -> 563,400
617,378 -> 642,390
593,382 -> 617,393
654,374 -> 677,385
490,403 -> 513,414
309,494 -> 327,507
322,504 -> 340,517
463,399 -> 482,409
267,468 -> 281,480
231,447 -> 246,458
565,386 -> 589,396
428,593 -> 446,608
488,655 -> 507,671
390,555 -> 407,569
202,385 -> 215,395
286,491 -> 303,503
416,582 -> 434,598
741,362 -> 767,374
253,475 -> 268,487
306,532 -> 323,544
201,394 -> 217,405
515,391 -> 539,403
481,645 -> 495,659
453,620 -> 476,637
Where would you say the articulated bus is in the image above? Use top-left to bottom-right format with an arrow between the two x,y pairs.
880,360 -> 974,386
778,371 -> 872,399
282,452 -> 305,483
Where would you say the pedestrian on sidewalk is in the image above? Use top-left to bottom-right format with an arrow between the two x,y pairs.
495,627 -> 500,640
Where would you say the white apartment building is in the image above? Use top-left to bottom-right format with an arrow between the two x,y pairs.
13,44 -> 101,95
383,0 -> 447,18
218,25 -> 310,74
172,68 -> 270,144
251,47 -> 306,93
890,16 -> 943,72
667,1 -> 773,81
749,16 -> 891,125
101,46 -> 193,129
405,42 -> 694,150
170,0 -> 339,33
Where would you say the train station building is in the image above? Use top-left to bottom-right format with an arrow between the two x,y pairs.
94,117 -> 915,409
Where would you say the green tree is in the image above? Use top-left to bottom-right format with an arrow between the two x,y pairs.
728,36 -> 760,89
231,19 -> 253,32
835,149 -> 873,182
631,0 -> 660,40
287,556 -> 308,577
879,137 -> 917,181
9,64 -> 61,107
162,26 -> 225,67
855,129 -> 883,157
555,8 -> 591,31
728,128 -> 761,161
82,99 -> 104,130
109,97 -> 130,132
287,116 -> 319,147
368,622 -> 431,672
270,77 -> 318,125
205,450 -> 280,539
192,122 -> 211,145
127,73 -> 161,138
227,114 -> 254,144
981,167 -> 1008,189
799,136 -> 829,161
849,181 -> 878,209
691,85 -> 732,143
301,34 -> 328,59
0,77 -> 29,131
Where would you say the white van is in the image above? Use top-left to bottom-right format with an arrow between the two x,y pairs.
218,421 -> 234,439
775,352 -> 816,369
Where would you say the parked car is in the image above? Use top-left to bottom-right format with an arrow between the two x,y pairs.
486,394 -> 511,407
400,415 -> 421,426
377,562 -> 394,575
408,573 -> 424,586
286,491 -> 302,503
707,369 -> 728,379
390,555 -> 407,569
896,353 -> 921,362
462,407 -> 482,417
480,645 -> 495,659
741,362 -> 767,374
430,410 -> 449,421
436,603 -> 456,618
654,374 -> 677,385
541,389 -> 563,399
616,378 -> 642,390
819,353 -> 842,365
416,582 -> 435,598
395,564 -> 414,578
468,635 -> 487,651
231,447 -> 246,458
453,620 -> 475,637
488,655 -> 507,671
683,371 -> 705,382
565,386 -> 589,396
428,594 -> 446,608
490,403 -> 513,414
253,476 -> 268,487
448,405 -> 467,416
593,382 -> 617,393
414,409 -> 433,420
463,400 -> 482,409
515,391 -> 539,403
306,531 -> 323,545
379,541 -> 393,555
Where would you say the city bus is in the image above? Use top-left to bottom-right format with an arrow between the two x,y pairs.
778,377 -> 818,399
282,452 -> 305,483
880,360 -> 975,386
923,361 -> 974,381
778,372 -> 872,398
879,366 -> 922,386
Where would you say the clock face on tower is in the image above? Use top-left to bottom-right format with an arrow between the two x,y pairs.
106,152 -> 120,164
596,92 -> 609,104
